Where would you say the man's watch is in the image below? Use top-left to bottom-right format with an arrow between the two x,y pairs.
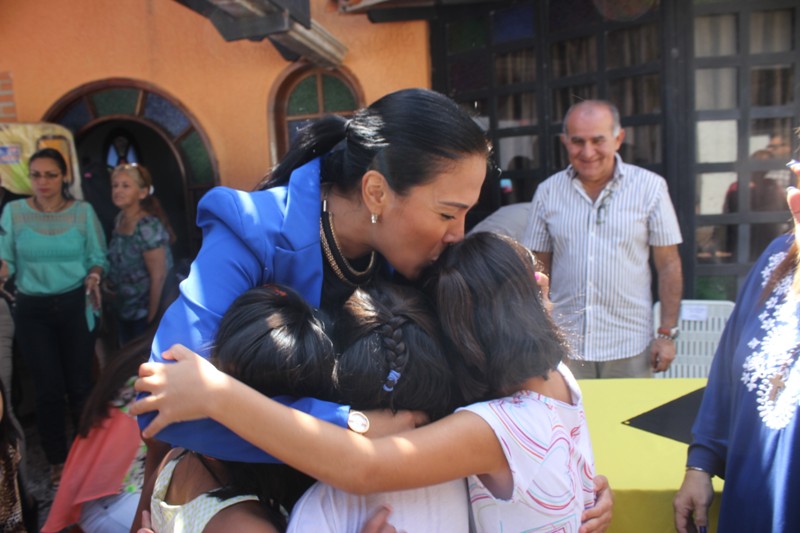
657,326 -> 680,341
347,410 -> 370,435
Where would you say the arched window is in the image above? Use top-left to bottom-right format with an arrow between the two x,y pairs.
271,65 -> 363,160
44,80 -> 218,261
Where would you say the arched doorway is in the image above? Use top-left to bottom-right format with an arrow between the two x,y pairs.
43,79 -> 219,267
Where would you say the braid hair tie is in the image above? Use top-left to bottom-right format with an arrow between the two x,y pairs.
383,370 -> 402,392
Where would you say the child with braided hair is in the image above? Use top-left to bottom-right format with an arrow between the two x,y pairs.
287,281 -> 467,532
135,232 -> 607,532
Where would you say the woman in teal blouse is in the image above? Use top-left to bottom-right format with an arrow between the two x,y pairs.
0,148 -> 108,486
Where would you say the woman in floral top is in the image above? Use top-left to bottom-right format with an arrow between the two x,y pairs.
107,163 -> 175,345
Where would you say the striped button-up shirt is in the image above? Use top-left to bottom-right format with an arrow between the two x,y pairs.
523,155 -> 682,362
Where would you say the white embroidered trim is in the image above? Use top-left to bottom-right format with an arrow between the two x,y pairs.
743,249 -> 800,429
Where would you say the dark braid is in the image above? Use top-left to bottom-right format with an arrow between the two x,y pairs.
379,315 -> 409,396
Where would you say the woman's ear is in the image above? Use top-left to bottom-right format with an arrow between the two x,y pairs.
362,170 -> 389,216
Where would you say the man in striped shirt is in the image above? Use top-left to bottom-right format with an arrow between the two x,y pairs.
523,100 -> 683,379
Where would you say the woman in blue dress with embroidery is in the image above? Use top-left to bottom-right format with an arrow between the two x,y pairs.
674,170 -> 800,532
106,163 -> 176,346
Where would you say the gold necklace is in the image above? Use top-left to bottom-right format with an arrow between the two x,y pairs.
320,196 -> 377,286
32,196 -> 67,213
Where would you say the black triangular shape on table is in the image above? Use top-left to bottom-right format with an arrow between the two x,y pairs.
622,387 -> 706,444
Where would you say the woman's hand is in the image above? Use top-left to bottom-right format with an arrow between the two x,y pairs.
84,271 -> 102,310
673,469 -> 714,533
580,474 -> 613,533
131,344 -> 229,438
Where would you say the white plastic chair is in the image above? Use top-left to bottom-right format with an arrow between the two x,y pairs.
653,299 -> 736,378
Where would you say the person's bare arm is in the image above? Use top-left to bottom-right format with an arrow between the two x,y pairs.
132,346 -> 506,494
651,245 -> 683,372
142,247 -> 168,324
129,437 -> 171,533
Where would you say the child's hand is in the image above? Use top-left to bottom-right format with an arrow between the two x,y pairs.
137,510 -> 155,533
131,344 -> 229,438
580,475 -> 613,532
360,505 -> 399,533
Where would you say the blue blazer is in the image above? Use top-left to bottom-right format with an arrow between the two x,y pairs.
138,159 -> 349,462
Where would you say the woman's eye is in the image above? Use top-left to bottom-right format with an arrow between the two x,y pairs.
441,213 -> 456,221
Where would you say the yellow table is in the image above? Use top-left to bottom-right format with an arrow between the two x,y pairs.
579,378 -> 724,533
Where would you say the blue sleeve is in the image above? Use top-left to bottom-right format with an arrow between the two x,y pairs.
138,187 -> 349,462
687,235 -> 792,476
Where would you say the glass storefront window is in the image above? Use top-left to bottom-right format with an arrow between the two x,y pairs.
548,0 -> 600,32
609,74 -> 662,115
696,224 -> 734,264
550,36 -> 597,78
449,58 -> 489,93
497,93 -> 537,128
694,15 -> 737,57
696,172 -> 736,215
495,48 -> 535,86
695,274 -> 738,301
498,135 -> 539,171
552,84 -> 598,121
751,64 -> 793,106
492,3 -> 535,44
607,23 -> 659,69
458,98 -> 490,131
696,120 -> 737,163
695,68 -> 737,110
749,117 -> 795,187
750,10 -> 792,54
619,124 -> 662,165
447,17 -> 487,55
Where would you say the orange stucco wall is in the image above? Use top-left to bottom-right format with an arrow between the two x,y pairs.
0,0 -> 429,189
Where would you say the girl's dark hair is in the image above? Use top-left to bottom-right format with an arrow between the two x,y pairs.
332,282 -> 454,421
423,232 -> 569,404
211,285 -> 335,399
77,329 -> 154,437
208,284 -> 336,517
29,148 -> 73,200
111,163 -> 177,244
258,88 -> 489,195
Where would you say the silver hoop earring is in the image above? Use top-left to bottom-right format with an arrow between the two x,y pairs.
370,213 -> 378,224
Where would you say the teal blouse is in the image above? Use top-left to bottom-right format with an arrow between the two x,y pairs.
0,199 -> 108,296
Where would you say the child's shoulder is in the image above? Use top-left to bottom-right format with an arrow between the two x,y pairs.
203,499 -> 281,533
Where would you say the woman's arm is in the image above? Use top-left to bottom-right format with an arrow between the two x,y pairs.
142,246 -> 167,323
134,346 -> 506,494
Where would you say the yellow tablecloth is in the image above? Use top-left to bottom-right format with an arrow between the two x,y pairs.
579,378 -> 724,533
